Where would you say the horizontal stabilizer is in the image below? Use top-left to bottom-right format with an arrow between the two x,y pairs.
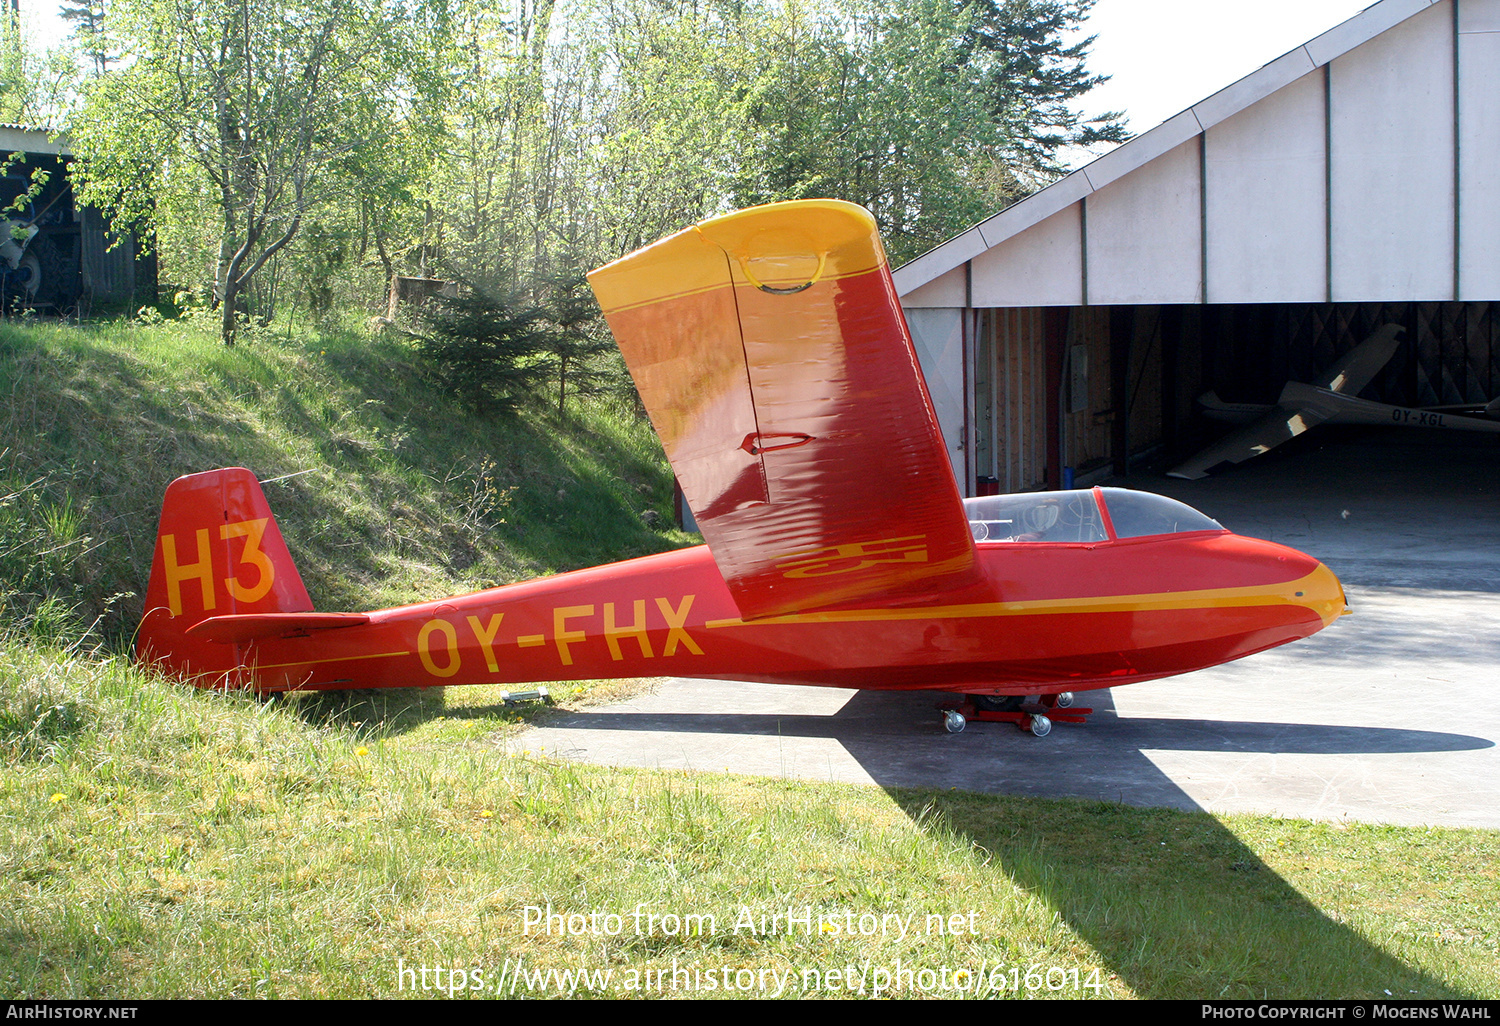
1169,387 -> 1337,480
186,612 -> 370,645
1170,324 -> 1404,479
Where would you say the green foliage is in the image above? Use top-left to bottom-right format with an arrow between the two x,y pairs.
0,467 -> 96,645
721,0 -> 1016,255
414,285 -> 553,414
428,0 -> 1126,289
0,640 -> 1494,998
67,0 -> 452,344
0,14 -> 75,128
0,317 -> 688,645
966,0 -> 1128,182
49,0 -> 1121,335
539,266 -> 620,413
58,0 -> 112,75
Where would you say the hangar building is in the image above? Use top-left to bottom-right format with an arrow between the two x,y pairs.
895,0 -> 1500,495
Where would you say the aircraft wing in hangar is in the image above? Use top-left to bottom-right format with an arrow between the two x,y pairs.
1169,325 -> 1500,480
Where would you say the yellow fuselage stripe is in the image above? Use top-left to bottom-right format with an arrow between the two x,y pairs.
704,568 -> 1338,628
254,649 -> 411,670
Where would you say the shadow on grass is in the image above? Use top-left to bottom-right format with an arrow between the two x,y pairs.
275,687 -> 448,735
883,788 -> 1469,999
274,684 -> 564,739
518,684 -> 1482,998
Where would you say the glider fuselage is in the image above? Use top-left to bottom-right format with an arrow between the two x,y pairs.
154,519 -> 1343,696
137,201 -> 1348,718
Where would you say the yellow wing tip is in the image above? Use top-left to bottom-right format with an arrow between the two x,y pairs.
589,200 -> 884,314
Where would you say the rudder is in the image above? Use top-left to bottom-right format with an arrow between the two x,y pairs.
136,468 -> 312,686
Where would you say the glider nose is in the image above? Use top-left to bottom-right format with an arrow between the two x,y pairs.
1297,559 -> 1350,628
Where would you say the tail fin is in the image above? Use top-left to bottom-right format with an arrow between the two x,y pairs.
136,468 -> 312,686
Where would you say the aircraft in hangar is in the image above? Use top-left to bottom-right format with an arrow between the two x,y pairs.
135,200 -> 1348,738
1170,324 -> 1500,480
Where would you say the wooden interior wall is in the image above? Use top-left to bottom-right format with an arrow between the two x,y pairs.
1062,307 -> 1113,475
1123,307 -> 1166,460
988,307 -> 1050,492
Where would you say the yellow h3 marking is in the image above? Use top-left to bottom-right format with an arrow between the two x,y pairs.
160,518 -> 275,616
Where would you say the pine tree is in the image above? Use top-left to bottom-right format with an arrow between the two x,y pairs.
962,0 -> 1127,185
58,0 -> 109,74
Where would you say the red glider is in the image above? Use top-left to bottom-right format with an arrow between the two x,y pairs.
135,200 -> 1348,737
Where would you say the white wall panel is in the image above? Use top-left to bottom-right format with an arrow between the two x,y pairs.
1085,140 -> 1203,305
1306,0 -> 1437,65
1459,0 -> 1500,298
1082,112 -> 1202,192
975,171 -> 1091,246
1193,47 -> 1318,131
895,0 -> 1479,311
892,227 -> 984,296
904,308 -> 967,485
970,204 -> 1084,308
901,264 -> 965,308
1205,70 -> 1327,303
1330,1 -> 1455,301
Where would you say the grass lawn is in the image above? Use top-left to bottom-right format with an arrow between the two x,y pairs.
0,317 -> 1494,999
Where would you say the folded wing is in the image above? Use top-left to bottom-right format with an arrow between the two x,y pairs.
589,200 -> 983,619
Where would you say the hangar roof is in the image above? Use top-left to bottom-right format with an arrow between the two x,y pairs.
895,0 -> 1500,308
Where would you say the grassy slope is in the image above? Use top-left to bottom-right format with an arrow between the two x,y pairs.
0,319 -> 1496,999
0,315 -> 693,640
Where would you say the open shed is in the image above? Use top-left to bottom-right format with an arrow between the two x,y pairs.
0,124 -> 156,314
895,0 -> 1500,495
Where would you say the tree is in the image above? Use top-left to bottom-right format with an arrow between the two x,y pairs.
0,10 -> 75,126
540,262 -> 615,414
962,0 -> 1126,187
59,0 -> 111,75
713,0 -> 1129,262
415,284 -> 552,414
69,0 -> 445,343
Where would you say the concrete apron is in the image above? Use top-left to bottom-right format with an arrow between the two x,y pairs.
512,428 -> 1500,828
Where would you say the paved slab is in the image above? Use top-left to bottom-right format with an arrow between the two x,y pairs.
514,429 -> 1500,828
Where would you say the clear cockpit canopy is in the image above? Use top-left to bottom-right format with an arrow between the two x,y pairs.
963,490 -> 1107,543
1097,488 -> 1224,538
963,488 -> 1224,543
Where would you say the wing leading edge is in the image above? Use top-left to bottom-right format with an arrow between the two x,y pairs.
589,200 -> 984,620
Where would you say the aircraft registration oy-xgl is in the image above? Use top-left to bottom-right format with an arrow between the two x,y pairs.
135,200 -> 1350,738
